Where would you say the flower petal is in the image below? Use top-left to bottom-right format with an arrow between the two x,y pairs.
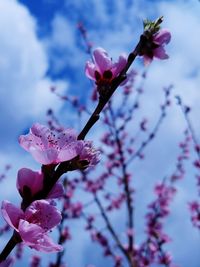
154,47 -> 169,60
48,183 -> 64,199
85,61 -> 96,80
112,54 -> 127,77
143,55 -> 153,66
25,200 -> 62,230
1,201 -> 24,230
17,168 -> 43,197
154,29 -> 171,45
57,143 -> 78,162
76,140 -> 100,166
93,47 -> 112,73
57,129 -> 77,148
30,147 -> 58,165
30,123 -> 50,148
18,220 -> 62,252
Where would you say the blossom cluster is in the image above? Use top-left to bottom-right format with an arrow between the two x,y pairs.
1,123 -> 99,264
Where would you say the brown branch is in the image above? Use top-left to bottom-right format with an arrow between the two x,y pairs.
107,103 -> 136,267
0,231 -> 21,262
94,194 -> 131,262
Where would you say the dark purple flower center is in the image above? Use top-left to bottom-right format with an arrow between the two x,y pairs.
95,70 -> 113,87
103,70 -> 113,80
95,71 -> 101,81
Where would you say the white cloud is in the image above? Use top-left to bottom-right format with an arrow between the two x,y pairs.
44,14 -> 85,73
142,1 -> 200,135
0,0 -> 67,146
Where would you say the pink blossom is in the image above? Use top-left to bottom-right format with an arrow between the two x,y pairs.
188,201 -> 199,212
0,258 -> 13,267
68,202 -> 83,218
194,159 -> 200,169
19,123 -> 78,165
158,252 -> 172,265
60,226 -> 71,242
19,123 -> 100,166
143,29 -> 171,65
85,47 -> 127,85
188,201 -> 200,229
1,200 -> 62,252
30,255 -> 40,267
17,168 -> 64,199
76,141 -> 100,167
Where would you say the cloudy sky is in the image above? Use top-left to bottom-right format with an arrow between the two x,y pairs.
0,0 -> 200,266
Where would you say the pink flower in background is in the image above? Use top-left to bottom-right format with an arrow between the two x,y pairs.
0,258 -> 13,267
17,168 -> 64,199
1,200 -> 62,252
188,201 -> 200,229
19,123 -> 100,166
85,47 -> 127,85
142,29 -> 171,65
64,202 -> 83,218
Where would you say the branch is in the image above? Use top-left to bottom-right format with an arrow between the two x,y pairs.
94,194 -> 131,262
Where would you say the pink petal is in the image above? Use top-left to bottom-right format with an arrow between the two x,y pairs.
57,129 -> 77,148
17,168 -> 43,196
154,47 -> 169,59
18,134 -> 35,151
1,201 -> 24,230
154,29 -> 171,45
19,123 -> 48,151
30,147 -> 58,165
85,61 -> 96,80
76,140 -> 100,166
93,47 -> 112,74
112,54 -> 127,76
143,55 -> 153,66
18,220 -> 62,252
19,124 -> 51,153
31,123 -> 50,147
57,144 -> 78,162
48,183 -> 64,199
25,200 -> 62,230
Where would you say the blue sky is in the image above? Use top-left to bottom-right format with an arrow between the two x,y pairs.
0,0 -> 200,266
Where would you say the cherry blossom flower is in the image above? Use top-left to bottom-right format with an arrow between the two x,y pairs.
30,255 -> 40,267
188,201 -> 200,229
76,141 -> 100,167
19,123 -> 78,165
1,200 -> 62,252
85,47 -> 127,85
19,123 -> 100,166
158,252 -> 172,265
142,29 -> 171,65
17,168 -> 64,199
64,202 -> 83,218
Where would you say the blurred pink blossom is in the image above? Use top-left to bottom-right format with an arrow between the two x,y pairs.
143,29 -> 171,65
0,258 -> 13,267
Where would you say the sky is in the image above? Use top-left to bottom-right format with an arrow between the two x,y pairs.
0,0 -> 200,266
